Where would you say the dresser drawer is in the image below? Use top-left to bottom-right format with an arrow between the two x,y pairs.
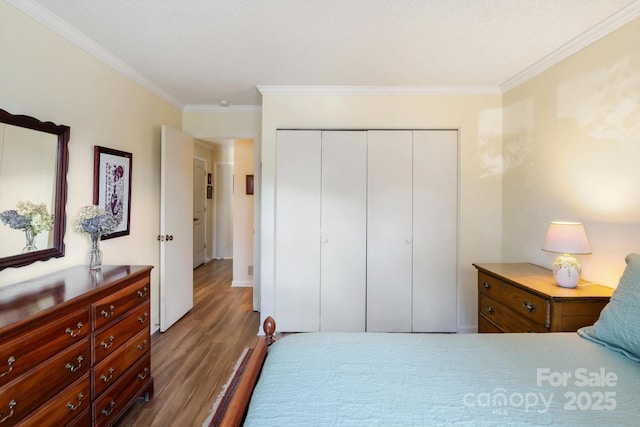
478,315 -> 503,333
478,272 -> 548,326
93,354 -> 152,427
93,302 -> 150,363
93,277 -> 150,331
16,373 -> 90,427
93,328 -> 150,398
479,294 -> 548,333
0,339 -> 89,426
0,309 -> 89,387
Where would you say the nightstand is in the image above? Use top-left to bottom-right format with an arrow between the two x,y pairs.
473,263 -> 613,333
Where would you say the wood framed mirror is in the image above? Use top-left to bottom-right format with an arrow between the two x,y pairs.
0,108 -> 69,271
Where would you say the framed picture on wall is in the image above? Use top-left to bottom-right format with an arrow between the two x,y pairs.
93,146 -> 132,239
207,185 -> 213,199
246,175 -> 254,195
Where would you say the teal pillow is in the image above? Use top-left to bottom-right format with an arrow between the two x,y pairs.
578,253 -> 640,362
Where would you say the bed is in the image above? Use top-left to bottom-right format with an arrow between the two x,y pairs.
215,254 -> 640,426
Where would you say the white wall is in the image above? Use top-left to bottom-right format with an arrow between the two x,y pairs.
260,93 -> 503,332
0,1 -> 182,333
502,19 -> 640,288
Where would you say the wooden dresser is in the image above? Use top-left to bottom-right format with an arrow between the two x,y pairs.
0,265 -> 153,426
473,263 -> 613,333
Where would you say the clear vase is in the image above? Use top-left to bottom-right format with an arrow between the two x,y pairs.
22,229 -> 38,253
89,232 -> 103,269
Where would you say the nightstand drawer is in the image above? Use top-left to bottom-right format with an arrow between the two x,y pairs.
478,272 -> 548,326
479,294 -> 548,333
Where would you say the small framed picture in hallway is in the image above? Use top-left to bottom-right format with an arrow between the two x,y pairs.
246,175 -> 254,195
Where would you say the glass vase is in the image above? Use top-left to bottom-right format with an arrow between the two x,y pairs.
22,229 -> 38,253
89,232 -> 103,269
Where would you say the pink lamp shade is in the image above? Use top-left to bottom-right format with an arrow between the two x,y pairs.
542,222 -> 592,255
542,222 -> 591,288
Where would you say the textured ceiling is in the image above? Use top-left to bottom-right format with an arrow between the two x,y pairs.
18,0 -> 640,108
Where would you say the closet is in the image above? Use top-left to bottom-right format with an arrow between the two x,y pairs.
275,129 -> 457,332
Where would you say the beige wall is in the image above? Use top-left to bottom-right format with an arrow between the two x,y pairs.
233,139 -> 255,286
502,19 -> 640,288
260,93 -> 504,331
0,2 -> 182,332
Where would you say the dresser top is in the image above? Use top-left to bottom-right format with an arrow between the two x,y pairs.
0,265 -> 152,330
473,262 -> 614,299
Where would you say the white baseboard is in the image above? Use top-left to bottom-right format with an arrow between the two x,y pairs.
231,280 -> 254,288
457,325 -> 478,334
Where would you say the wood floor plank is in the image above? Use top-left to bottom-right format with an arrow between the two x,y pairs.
115,259 -> 259,427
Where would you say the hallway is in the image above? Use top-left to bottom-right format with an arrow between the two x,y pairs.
116,259 -> 259,426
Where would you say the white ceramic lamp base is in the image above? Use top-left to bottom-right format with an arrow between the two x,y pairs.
552,254 -> 581,288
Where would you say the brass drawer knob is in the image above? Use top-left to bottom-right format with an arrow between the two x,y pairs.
101,305 -> 116,318
66,393 -> 83,411
65,355 -> 84,372
0,399 -> 16,423
100,335 -> 115,349
523,301 -> 536,313
482,281 -> 492,290
0,356 -> 15,378
101,400 -> 115,417
65,322 -> 84,337
100,367 -> 115,383
138,367 -> 149,380
485,305 -> 495,315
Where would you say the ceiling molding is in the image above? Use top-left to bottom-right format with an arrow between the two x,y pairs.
183,104 -> 262,113
257,85 -> 501,96
501,0 -> 640,93
7,0 -> 185,110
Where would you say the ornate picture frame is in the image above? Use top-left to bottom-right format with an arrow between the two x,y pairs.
93,146 -> 132,239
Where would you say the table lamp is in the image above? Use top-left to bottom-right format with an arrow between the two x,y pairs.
542,221 -> 592,288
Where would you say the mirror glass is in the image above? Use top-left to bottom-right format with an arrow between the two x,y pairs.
0,109 -> 69,270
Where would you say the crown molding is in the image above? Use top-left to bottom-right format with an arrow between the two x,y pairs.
257,85 -> 501,96
183,104 -> 262,113
501,0 -> 640,93
7,0 -> 184,110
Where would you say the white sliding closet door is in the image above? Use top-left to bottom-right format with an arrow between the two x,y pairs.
321,131 -> 367,331
275,130 -> 321,331
367,130 -> 413,332
413,130 -> 458,332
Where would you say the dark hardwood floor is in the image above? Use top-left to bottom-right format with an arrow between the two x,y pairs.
115,259 -> 259,426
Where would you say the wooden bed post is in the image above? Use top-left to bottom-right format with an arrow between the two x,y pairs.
264,316 -> 276,346
217,317 -> 276,427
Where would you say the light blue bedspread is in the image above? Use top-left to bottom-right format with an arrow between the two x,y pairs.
244,332 -> 639,426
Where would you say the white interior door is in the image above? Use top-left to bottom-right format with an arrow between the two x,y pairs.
413,130 -> 458,332
160,125 -> 194,332
193,158 -> 206,269
275,130 -> 321,332
367,130 -> 413,332
320,131 -> 367,331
